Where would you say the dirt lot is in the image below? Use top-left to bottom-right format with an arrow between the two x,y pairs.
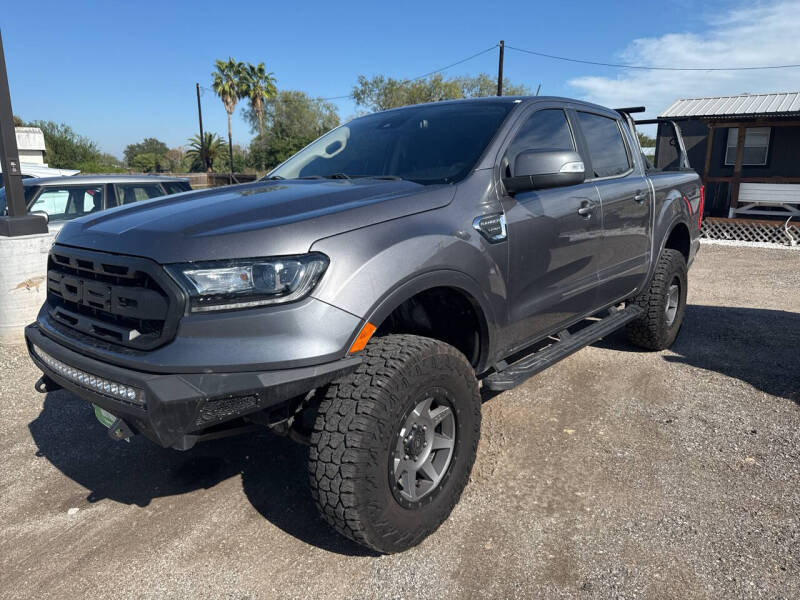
1,243 -> 798,600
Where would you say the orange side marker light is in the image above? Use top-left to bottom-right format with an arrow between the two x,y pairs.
349,322 -> 377,354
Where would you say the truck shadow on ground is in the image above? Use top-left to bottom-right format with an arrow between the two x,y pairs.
596,304 -> 800,405
28,395 -> 378,556
27,303 -> 798,556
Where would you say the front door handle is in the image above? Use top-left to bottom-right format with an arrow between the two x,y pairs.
633,191 -> 647,203
577,202 -> 594,217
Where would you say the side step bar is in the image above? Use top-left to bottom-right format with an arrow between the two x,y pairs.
483,304 -> 643,391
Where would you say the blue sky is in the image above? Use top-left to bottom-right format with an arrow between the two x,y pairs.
3,0 -> 800,157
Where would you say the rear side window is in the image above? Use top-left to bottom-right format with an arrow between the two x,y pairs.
162,181 -> 191,195
576,112 -> 631,178
116,184 -> 166,205
506,109 -> 574,176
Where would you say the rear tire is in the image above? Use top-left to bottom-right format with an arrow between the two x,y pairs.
625,248 -> 687,350
308,334 -> 481,553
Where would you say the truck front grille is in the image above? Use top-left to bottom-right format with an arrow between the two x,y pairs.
45,246 -> 185,350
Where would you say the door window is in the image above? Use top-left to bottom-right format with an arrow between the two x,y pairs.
576,112 -> 631,178
116,184 -> 166,205
505,109 -> 575,176
29,186 -> 103,221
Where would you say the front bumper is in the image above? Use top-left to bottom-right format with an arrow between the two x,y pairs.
26,324 -> 360,450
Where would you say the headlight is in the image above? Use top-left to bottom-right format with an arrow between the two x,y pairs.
166,253 -> 329,312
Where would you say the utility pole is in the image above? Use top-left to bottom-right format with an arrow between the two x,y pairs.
496,40 -> 505,97
0,29 -> 46,236
195,83 -> 206,172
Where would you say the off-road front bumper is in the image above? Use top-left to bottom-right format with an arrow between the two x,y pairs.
25,324 -> 360,450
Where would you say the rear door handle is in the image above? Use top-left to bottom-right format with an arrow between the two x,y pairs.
577,202 -> 594,217
633,191 -> 647,203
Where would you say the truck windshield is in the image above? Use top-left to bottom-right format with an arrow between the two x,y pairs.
268,102 -> 514,185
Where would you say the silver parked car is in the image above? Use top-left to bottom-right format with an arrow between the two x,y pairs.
0,174 -> 192,230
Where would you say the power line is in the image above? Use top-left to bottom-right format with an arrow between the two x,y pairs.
320,44 -> 499,101
505,44 -> 800,71
408,44 -> 498,81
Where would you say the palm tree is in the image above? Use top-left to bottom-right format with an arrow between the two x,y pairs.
212,58 -> 247,180
186,132 -> 224,172
242,62 -> 277,137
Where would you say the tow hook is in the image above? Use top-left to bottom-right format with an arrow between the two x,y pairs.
34,375 -> 62,394
108,418 -> 135,443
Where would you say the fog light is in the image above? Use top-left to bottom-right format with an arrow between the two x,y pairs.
32,345 -> 145,407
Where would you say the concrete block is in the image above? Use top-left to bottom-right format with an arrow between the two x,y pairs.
0,230 -> 58,344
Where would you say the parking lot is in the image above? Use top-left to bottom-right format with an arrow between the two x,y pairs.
1,243 -> 798,600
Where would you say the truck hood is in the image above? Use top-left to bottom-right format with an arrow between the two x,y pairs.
56,178 -> 456,263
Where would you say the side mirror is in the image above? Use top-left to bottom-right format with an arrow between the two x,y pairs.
30,210 -> 49,225
503,149 -> 585,195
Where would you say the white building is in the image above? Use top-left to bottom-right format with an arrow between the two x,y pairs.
0,127 -> 79,178
15,127 -> 46,164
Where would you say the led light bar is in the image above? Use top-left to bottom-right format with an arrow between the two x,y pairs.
32,345 -> 144,406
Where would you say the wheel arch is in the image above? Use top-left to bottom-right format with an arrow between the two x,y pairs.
362,270 -> 496,373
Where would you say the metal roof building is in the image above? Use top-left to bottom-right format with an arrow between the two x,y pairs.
658,92 -> 800,227
660,92 -> 800,120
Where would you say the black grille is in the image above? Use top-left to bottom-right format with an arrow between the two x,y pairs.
45,245 -> 185,350
196,395 -> 259,427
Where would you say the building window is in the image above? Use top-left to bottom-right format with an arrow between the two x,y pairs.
724,127 -> 771,166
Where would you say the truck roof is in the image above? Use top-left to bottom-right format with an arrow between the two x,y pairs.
368,95 -> 621,119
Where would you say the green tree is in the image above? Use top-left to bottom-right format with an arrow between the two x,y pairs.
212,58 -> 248,176
212,143 -> 248,173
454,73 -> 529,98
637,132 -> 656,148
26,120 -> 103,170
244,90 -> 339,171
123,137 -> 169,167
185,132 -> 225,172
351,72 -> 531,112
78,153 -> 126,174
131,153 -> 159,173
242,62 -> 277,137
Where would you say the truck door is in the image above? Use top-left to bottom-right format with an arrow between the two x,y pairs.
572,110 -> 651,306
499,106 -> 604,350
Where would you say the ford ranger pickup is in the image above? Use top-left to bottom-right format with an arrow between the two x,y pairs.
26,97 -> 702,553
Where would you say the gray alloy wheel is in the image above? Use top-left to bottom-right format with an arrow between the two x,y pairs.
664,278 -> 681,327
391,392 -> 457,504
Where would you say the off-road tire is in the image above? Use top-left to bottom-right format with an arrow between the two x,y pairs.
625,248 -> 687,350
308,334 -> 481,553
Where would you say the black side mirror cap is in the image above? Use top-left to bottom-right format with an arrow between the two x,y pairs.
503,149 -> 585,195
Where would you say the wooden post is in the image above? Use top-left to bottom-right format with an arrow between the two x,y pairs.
730,126 -> 746,218
702,124 -> 715,186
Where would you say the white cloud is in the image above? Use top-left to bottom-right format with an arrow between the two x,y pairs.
568,1 -> 800,117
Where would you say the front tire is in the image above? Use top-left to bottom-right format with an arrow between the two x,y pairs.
308,334 -> 481,553
625,248 -> 688,350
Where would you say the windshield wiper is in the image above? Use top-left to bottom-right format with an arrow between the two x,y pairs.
323,173 -> 351,179
261,175 -> 284,180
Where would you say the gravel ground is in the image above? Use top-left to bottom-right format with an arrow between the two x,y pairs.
1,244 -> 798,600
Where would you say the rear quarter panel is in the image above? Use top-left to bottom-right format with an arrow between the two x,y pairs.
646,170 -> 702,280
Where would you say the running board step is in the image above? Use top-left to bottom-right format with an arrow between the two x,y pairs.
483,304 -> 643,391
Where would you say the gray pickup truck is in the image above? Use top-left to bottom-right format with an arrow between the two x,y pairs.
26,97 -> 702,553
